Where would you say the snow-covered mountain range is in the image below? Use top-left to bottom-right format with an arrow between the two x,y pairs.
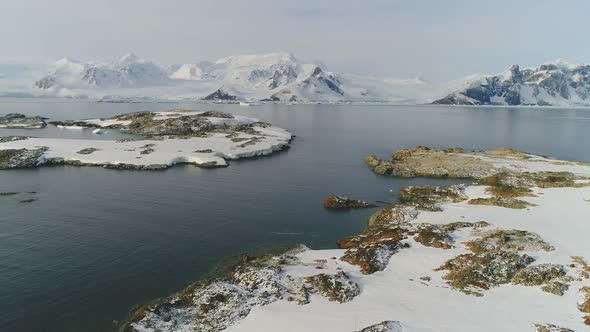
433,61 -> 590,107
19,52 -> 451,103
2,53 -> 590,106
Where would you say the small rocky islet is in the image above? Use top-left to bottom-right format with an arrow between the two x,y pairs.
0,113 -> 47,129
120,146 -> 590,331
0,110 -> 293,170
322,195 -> 376,209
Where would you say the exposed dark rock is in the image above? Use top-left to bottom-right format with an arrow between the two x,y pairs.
77,147 -> 100,155
34,76 -> 55,89
0,147 -> 47,169
196,111 -> 234,118
48,120 -> 101,128
18,198 -> 36,204
322,195 -> 375,209
358,321 -> 403,332
202,87 -> 238,101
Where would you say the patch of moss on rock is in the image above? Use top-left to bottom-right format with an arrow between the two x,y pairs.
571,256 -> 590,281
479,171 -> 536,197
303,271 -> 360,303
534,323 -> 574,332
465,229 -> 553,254
339,220 -> 488,274
482,147 -> 531,160
323,195 -> 375,209
467,197 -> 534,209
340,239 -> 404,275
512,264 -> 569,296
533,171 -> 589,189
368,205 -> 418,227
357,320 -> 403,332
438,228 -> 564,296
365,146 -> 498,179
436,249 -> 535,296
414,224 -> 454,249
580,286 -> 590,313
399,185 -> 467,211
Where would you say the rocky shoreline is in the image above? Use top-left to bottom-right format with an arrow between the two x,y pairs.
0,110 -> 293,170
120,146 -> 590,331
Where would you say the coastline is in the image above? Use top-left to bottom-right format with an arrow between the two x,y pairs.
3,96 -> 590,110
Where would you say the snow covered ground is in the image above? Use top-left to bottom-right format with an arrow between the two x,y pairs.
227,185 -> 590,331
125,148 -> 590,332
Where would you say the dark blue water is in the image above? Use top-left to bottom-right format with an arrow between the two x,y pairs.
1,99 -> 590,331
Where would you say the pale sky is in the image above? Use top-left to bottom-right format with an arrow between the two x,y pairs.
1,0 -> 589,81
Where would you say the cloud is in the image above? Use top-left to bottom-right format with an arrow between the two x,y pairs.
0,0 -> 589,80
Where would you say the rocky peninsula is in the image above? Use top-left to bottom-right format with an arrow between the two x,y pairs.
121,146 -> 590,331
0,110 -> 293,170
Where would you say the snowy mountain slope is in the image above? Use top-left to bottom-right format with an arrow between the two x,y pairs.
34,54 -> 171,90
433,61 -> 590,106
23,52 -> 450,103
5,53 -> 590,106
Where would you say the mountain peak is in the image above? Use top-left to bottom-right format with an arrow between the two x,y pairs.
117,53 -> 144,64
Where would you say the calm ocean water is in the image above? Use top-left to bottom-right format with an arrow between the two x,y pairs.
1,99 -> 590,331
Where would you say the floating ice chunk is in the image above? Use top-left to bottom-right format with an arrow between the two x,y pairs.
92,128 -> 107,135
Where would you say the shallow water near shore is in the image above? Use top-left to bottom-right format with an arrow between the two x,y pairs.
1,99 -> 590,331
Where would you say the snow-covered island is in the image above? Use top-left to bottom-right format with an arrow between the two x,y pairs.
0,110 -> 292,169
121,147 -> 590,332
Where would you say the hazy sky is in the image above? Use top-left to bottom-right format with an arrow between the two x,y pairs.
2,0 -> 590,80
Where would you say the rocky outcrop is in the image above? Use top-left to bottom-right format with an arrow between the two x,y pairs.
534,324 -> 575,332
0,144 -> 46,169
322,195 -> 375,209
433,63 -> 590,106
358,321 -> 403,332
51,111 -> 237,137
302,271 -> 360,303
119,246 -> 360,332
399,185 -> 467,211
76,147 -> 100,155
436,228 -> 571,297
0,113 -> 47,129
202,87 -> 238,101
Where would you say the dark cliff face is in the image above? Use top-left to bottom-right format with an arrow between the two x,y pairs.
202,88 -> 238,101
433,63 -> 590,106
34,76 -> 55,90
